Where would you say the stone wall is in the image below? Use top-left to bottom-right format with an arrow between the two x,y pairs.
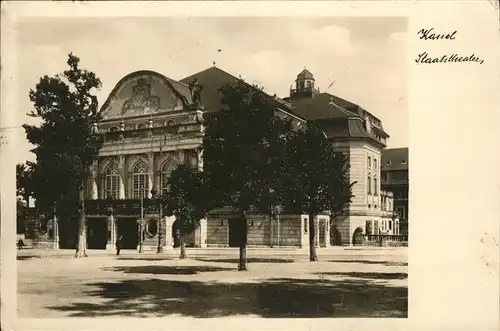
247,216 -> 271,246
206,217 -> 229,247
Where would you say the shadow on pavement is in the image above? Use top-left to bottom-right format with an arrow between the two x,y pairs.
102,265 -> 235,275
197,258 -> 295,264
327,260 -> 408,267
47,277 -> 407,318
17,255 -> 41,261
117,257 -> 173,262
316,272 -> 408,280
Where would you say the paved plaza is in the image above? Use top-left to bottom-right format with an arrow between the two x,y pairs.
17,248 -> 408,318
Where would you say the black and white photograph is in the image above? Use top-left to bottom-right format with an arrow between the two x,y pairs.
1,2 -> 498,331
9,14 -> 409,319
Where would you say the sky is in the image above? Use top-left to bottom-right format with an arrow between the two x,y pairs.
12,16 -> 408,164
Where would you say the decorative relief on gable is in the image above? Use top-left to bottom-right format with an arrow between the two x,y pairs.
122,78 -> 160,115
100,72 -> 184,120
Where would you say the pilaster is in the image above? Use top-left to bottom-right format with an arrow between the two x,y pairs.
325,216 -> 331,247
165,216 -> 175,249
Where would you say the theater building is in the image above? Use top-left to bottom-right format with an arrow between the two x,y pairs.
24,66 -> 400,250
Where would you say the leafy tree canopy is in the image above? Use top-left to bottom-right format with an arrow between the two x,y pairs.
162,164 -> 209,233
202,80 -> 292,214
282,125 -> 354,216
16,162 -> 34,199
23,53 -> 102,213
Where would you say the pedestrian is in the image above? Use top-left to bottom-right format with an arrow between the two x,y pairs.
115,236 -> 123,256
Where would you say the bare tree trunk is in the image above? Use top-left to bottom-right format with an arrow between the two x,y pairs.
238,210 -> 248,271
309,213 -> 318,261
179,233 -> 187,259
75,185 -> 87,258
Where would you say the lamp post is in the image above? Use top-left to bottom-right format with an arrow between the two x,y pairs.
139,186 -> 144,253
151,187 -> 164,253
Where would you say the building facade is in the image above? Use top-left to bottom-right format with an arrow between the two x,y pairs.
23,66 -> 401,250
381,147 -> 409,236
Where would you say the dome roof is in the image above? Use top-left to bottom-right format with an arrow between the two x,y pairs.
296,68 -> 314,80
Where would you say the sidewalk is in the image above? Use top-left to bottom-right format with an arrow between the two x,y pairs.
19,245 -> 407,258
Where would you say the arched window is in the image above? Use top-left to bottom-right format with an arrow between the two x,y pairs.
132,160 -> 149,199
136,123 -> 146,130
105,163 -> 120,199
109,126 -> 119,132
161,161 -> 177,195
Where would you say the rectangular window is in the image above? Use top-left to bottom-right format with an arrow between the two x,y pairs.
389,220 -> 392,230
381,172 -> 388,182
374,158 -> 378,170
365,220 -> 372,235
367,156 -> 372,168
374,220 -> 379,234
303,219 -> 308,234
374,178 -> 378,195
105,174 -> 120,199
367,176 -> 371,194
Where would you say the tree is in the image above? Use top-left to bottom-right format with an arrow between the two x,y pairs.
202,80 -> 291,271
16,163 -> 33,205
23,53 -> 102,258
282,126 -> 354,261
162,164 -> 209,259
16,163 -> 33,234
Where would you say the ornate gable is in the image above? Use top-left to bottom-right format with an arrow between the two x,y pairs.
100,71 -> 192,120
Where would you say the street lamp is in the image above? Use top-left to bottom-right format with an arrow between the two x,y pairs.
275,205 -> 281,248
150,186 -> 164,253
138,186 -> 145,253
268,188 -> 281,248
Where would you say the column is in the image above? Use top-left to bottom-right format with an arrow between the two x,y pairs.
197,149 -> 204,171
165,216 -> 175,249
147,153 -> 154,198
118,155 -> 126,199
199,218 -> 207,248
53,215 -> 59,250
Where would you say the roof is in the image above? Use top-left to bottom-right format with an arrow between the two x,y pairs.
286,92 -> 359,121
179,66 -> 298,117
381,147 -> 409,171
180,66 -> 240,113
296,68 -> 315,81
180,66 -> 388,147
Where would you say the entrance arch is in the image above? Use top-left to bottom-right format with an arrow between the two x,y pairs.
352,227 -> 364,246
172,219 -> 197,248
